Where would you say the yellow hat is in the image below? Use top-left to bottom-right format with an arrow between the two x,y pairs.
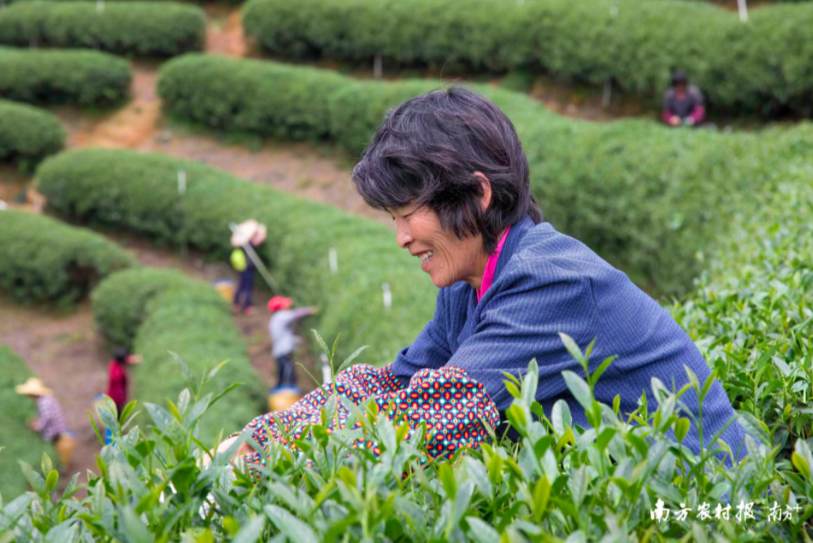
15,377 -> 53,397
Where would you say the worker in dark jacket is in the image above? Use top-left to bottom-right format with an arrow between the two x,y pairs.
663,70 -> 705,127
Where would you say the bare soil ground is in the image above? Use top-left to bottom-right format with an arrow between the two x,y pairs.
0,166 -> 30,206
0,299 -> 105,493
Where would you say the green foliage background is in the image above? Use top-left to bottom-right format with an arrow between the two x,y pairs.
0,47 -> 131,106
0,99 -> 64,168
243,0 -> 813,117
0,2 -> 206,57
0,210 -> 135,305
157,54 -> 813,296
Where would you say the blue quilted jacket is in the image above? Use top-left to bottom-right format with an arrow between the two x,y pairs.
390,215 -> 748,461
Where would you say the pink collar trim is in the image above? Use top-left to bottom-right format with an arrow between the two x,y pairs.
476,226 -> 511,303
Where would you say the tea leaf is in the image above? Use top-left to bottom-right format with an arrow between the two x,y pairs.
232,516 -> 266,543
264,505 -> 318,543
561,371 -> 592,411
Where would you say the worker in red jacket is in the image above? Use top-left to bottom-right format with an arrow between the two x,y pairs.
107,347 -> 141,418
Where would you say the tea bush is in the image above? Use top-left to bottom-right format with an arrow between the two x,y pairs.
37,149 -> 437,365
157,54 -> 811,296
243,0 -> 813,117
1,340 -> 810,541
0,210 -> 135,304
673,164 -> 813,460
0,2 -> 206,57
0,99 -> 64,168
0,344 -> 56,501
0,47 -> 130,105
91,268 -> 266,442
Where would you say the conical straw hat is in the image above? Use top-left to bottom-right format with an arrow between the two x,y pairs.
230,219 -> 263,247
15,377 -> 53,397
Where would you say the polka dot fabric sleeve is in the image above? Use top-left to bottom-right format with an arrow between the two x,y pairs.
230,364 -> 500,477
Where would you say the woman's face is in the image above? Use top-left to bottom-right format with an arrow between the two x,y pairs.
389,204 -> 488,289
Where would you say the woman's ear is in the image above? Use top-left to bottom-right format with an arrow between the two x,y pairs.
473,171 -> 492,212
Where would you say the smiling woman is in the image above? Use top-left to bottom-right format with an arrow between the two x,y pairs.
226,86 -> 751,472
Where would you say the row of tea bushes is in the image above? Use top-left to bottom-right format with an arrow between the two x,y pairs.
91,268 -> 267,443
672,163 -> 813,459
0,99 -> 64,168
0,47 -> 130,105
1,331 -> 811,540
0,344 -> 56,500
0,210 -> 135,305
157,54 -> 797,296
0,2 -> 206,57
242,0 -> 813,116
37,149 -> 438,366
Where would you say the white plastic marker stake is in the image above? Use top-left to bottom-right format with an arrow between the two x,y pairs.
178,170 -> 187,256
177,169 -> 187,195
228,222 -> 279,292
96,0 -> 104,13
602,80 -> 612,109
373,53 -> 383,79
320,353 -> 332,384
382,282 -> 392,310
0,200 -> 7,211
737,0 -> 748,22
329,247 -> 338,273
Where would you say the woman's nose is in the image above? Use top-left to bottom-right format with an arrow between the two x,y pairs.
395,223 -> 413,249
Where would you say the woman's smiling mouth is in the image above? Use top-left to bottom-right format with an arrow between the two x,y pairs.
416,250 -> 434,270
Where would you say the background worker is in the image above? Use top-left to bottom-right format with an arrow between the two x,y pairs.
663,70 -> 706,127
107,347 -> 142,419
15,377 -> 76,472
230,219 -> 267,315
267,296 -> 317,389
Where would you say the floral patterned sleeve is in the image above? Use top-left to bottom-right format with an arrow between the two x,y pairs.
231,364 -> 500,476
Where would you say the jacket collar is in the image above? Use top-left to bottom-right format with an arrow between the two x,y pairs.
493,215 -> 538,283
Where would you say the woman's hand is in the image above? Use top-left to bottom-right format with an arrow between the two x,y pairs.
127,354 -> 143,365
199,435 -> 255,468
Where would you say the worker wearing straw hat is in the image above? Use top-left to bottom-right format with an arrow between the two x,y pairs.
15,377 -> 76,471
230,219 -> 267,315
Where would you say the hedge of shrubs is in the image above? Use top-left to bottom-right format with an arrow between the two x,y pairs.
0,2 -> 206,57
0,210 -> 135,305
0,47 -> 130,105
0,344 -> 56,500
242,0 -> 813,116
92,268 -> 266,443
157,54 -> 798,296
0,99 -> 64,168
672,134 -> 813,461
38,149 -> 436,367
